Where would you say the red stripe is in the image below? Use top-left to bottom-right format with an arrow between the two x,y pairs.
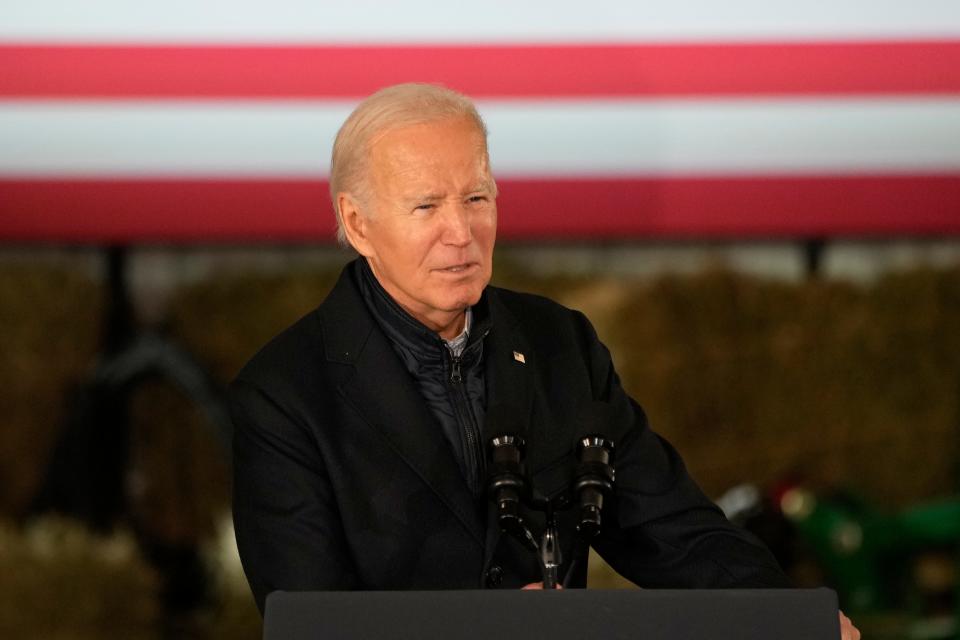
2,176 -> 958,243
3,41 -> 960,98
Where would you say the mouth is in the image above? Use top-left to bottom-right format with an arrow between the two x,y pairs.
434,262 -> 479,274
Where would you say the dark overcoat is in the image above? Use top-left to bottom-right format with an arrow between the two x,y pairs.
230,262 -> 788,612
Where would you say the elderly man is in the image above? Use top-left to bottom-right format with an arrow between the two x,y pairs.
230,83 -> 857,638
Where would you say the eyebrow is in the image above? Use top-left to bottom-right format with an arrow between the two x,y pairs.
403,182 -> 493,203
403,193 -> 444,204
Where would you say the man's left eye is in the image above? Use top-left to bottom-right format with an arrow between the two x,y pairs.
467,195 -> 487,203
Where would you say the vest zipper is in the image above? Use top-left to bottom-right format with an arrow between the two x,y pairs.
450,355 -> 462,384
447,348 -> 482,494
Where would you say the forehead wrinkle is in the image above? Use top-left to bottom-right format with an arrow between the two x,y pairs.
388,159 -> 488,201
466,176 -> 495,192
367,119 -> 493,206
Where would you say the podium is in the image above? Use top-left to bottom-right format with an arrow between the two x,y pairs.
263,588 -> 839,639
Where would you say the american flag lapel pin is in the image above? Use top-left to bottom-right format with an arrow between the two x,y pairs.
513,351 -> 526,364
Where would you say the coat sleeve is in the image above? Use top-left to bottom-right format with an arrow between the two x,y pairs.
230,377 -> 360,613
569,311 -> 792,589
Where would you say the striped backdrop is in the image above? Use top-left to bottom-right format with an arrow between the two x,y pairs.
2,1 -> 959,242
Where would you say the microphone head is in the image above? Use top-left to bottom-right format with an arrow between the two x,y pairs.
488,433 -> 527,462
577,436 -> 614,459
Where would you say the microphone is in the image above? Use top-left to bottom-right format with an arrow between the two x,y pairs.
571,402 -> 621,539
486,435 -> 527,534
573,436 -> 615,538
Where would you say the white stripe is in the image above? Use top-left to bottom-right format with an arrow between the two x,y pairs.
2,0 -> 959,43
1,99 -> 959,177
0,102 -> 352,177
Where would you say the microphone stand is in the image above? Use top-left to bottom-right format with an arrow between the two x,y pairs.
486,433 -> 616,590
540,504 -> 562,589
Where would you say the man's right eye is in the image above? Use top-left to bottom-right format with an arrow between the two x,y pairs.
414,204 -> 434,211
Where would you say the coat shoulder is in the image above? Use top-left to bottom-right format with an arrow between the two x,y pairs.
487,286 -> 597,354
233,263 -> 366,395
488,286 -> 582,326
233,306 -> 327,392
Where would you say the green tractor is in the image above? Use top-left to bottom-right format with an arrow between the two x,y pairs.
771,484 -> 960,639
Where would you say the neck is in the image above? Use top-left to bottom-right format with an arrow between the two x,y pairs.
390,298 -> 465,340
432,310 -> 467,341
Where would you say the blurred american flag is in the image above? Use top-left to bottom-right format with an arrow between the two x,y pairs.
2,0 -> 959,242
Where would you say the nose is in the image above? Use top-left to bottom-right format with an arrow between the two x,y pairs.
441,203 -> 473,246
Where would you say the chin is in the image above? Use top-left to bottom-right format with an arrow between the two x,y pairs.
428,267 -> 490,308
439,285 -> 484,311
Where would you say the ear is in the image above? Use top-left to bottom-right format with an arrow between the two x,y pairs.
338,192 -> 375,258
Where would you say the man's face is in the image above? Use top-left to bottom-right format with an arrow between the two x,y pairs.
348,116 -> 497,332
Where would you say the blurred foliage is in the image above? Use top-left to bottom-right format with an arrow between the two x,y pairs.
126,380 -> 230,545
0,517 -> 157,639
0,266 -> 100,516
168,268 -> 343,384
0,515 -> 259,640
1,255 -> 959,637
603,267 -> 960,504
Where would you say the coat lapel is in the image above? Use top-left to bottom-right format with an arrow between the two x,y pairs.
484,290 -> 572,482
320,265 -> 485,547
481,295 -> 534,445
